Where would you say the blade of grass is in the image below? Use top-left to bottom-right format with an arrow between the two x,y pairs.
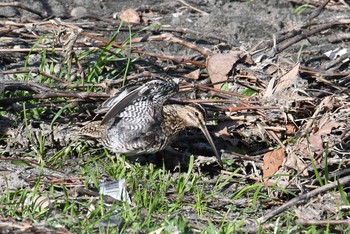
122,24 -> 133,87
311,158 -> 323,186
24,35 -> 46,74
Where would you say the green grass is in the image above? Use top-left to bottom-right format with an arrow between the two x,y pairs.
1,143 -> 350,233
294,4 -> 312,15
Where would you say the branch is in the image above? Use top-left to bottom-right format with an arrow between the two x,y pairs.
258,175 -> 350,223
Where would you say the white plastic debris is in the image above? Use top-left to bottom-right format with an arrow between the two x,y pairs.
99,179 -> 131,205
172,12 -> 183,17
324,48 -> 348,60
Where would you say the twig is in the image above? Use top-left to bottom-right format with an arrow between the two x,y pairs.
216,105 -> 281,113
177,99 -> 240,104
180,83 -> 249,98
0,92 -> 108,106
297,219 -> 350,226
299,65 -> 350,78
323,52 -> 350,70
3,81 -> 54,93
3,68 -> 64,84
79,31 -> 207,67
0,157 -> 65,177
0,47 -> 98,53
258,175 -> 350,223
0,28 -> 12,37
118,25 -> 228,42
164,33 -> 209,57
0,19 -> 209,67
290,0 -> 350,10
307,0 -> 331,21
276,20 -> 350,54
128,32 -> 211,56
327,32 -> 350,43
177,0 -> 209,15
261,18 -> 350,56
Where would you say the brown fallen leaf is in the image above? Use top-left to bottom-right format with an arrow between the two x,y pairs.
184,69 -> 200,80
319,95 -> 335,111
273,63 -> 300,94
308,117 -> 343,158
206,51 -> 241,89
119,8 -> 140,24
213,120 -> 237,145
263,63 -> 300,99
285,145 -> 308,176
286,123 -> 297,135
263,148 -> 285,182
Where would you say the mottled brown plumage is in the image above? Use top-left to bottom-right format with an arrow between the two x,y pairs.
80,77 -> 222,166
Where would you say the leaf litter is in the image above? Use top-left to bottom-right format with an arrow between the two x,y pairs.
0,0 -> 350,232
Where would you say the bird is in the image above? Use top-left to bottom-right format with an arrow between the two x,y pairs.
80,76 -> 223,167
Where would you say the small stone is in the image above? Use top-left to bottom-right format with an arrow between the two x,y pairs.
71,7 -> 88,18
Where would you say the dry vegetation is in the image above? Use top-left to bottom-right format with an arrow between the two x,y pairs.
0,0 -> 350,233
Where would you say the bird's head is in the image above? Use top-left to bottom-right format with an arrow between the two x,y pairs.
177,104 -> 223,167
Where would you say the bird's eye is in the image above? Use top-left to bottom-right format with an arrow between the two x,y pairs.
194,112 -> 199,117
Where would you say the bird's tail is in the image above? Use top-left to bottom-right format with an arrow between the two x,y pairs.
79,121 -> 104,138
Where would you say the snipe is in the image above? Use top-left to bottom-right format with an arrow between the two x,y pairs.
80,77 -> 223,166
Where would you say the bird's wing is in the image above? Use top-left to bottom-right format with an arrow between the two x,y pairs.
100,85 -> 147,125
96,86 -> 139,114
100,77 -> 179,125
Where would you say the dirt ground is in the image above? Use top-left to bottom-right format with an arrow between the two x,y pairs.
1,0 -> 350,233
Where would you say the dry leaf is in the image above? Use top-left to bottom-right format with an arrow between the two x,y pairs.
262,76 -> 276,98
217,126 -> 234,145
22,221 -> 32,229
207,51 -> 241,89
319,95 -> 335,112
213,121 -> 236,145
184,69 -> 200,80
265,64 -> 278,75
286,123 -> 297,135
263,148 -> 285,182
308,134 -> 323,152
119,8 -> 140,23
317,119 -> 342,135
285,146 -> 308,176
308,118 -> 342,156
273,63 -> 300,94
264,63 -> 300,99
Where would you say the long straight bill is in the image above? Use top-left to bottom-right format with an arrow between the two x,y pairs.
200,125 -> 223,167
